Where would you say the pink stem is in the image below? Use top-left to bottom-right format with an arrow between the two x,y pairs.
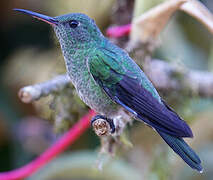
106,24 -> 132,38
0,110 -> 96,180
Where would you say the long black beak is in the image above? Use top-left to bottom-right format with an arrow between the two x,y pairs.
13,8 -> 58,25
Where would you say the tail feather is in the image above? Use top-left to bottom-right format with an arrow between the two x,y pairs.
157,130 -> 203,172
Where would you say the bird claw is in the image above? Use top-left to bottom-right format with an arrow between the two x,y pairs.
91,115 -> 115,136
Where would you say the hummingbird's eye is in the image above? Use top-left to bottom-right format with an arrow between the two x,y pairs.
69,20 -> 79,28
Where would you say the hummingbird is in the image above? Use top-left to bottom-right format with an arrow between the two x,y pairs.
14,8 -> 203,172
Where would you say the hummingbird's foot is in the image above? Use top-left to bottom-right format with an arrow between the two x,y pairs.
91,115 -> 115,136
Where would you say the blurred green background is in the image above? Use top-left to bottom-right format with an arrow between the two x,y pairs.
0,0 -> 213,179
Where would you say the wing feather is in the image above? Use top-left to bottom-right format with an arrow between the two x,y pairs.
88,47 -> 193,137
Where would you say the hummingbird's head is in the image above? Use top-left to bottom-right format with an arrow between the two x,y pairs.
53,13 -> 103,45
14,9 -> 103,46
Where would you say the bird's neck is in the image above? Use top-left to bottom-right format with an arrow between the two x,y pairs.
54,26 -> 106,84
58,36 -> 98,86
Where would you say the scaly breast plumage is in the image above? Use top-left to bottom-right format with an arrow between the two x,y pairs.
75,72 -> 117,115
66,59 -> 117,115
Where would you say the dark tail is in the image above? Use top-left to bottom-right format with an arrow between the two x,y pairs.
157,130 -> 203,172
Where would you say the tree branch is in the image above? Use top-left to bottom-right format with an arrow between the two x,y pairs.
18,74 -> 71,103
146,59 -> 213,97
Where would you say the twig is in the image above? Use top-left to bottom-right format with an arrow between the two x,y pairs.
145,59 -> 213,97
0,110 -> 96,180
18,74 -> 71,103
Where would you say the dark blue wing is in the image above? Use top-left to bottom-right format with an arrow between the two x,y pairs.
88,47 -> 193,138
95,72 -> 193,138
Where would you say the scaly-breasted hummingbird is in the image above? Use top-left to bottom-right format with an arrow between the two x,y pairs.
14,9 -> 203,172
